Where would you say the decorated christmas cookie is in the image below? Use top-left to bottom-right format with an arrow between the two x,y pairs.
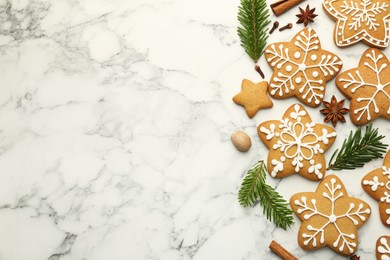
264,27 -> 343,107
232,79 -> 273,118
257,104 -> 337,181
323,0 -> 390,48
361,150 -> 390,227
336,48 -> 390,125
291,175 -> 371,256
377,236 -> 390,260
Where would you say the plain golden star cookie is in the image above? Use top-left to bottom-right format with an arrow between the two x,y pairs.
264,27 -> 343,107
291,175 -> 371,256
377,236 -> 390,260
257,104 -> 337,181
323,0 -> 390,48
336,48 -> 390,125
361,150 -> 390,227
232,79 -> 273,118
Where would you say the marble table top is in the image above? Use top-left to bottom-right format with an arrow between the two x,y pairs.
0,0 -> 388,259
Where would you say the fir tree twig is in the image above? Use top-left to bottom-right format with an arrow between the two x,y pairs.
238,161 -> 294,230
237,0 -> 270,63
327,124 -> 389,171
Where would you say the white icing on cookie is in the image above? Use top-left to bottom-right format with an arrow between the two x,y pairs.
342,0 -> 387,31
294,177 -> 370,253
323,0 -> 390,48
387,209 -> 390,225
363,166 -> 390,203
338,49 -> 390,122
308,160 -> 323,179
260,105 -> 336,178
271,157 -> 285,177
363,176 -> 384,191
265,28 -> 342,105
378,237 -> 390,260
362,162 -> 390,226
383,166 -> 390,178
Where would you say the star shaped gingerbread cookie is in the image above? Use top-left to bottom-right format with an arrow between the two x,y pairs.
264,27 -> 343,107
257,104 -> 337,181
361,150 -> 390,227
323,0 -> 390,48
291,175 -> 371,256
233,79 -> 273,118
336,48 -> 390,125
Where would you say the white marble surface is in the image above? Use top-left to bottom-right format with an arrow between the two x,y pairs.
0,0 -> 388,259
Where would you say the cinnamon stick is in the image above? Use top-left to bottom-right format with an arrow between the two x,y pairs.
269,240 -> 298,260
270,0 -> 305,16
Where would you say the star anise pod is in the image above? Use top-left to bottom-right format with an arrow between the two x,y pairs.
320,95 -> 349,127
350,255 -> 360,260
296,5 -> 318,27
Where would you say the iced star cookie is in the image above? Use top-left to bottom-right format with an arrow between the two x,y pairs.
361,150 -> 390,227
336,48 -> 390,125
257,104 -> 337,181
264,27 -> 343,107
232,79 -> 273,118
377,236 -> 390,259
323,0 -> 390,48
291,175 -> 371,256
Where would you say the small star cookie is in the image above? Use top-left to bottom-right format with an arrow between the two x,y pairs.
323,0 -> 390,48
377,236 -> 390,260
336,48 -> 390,125
361,150 -> 390,227
291,175 -> 371,256
264,27 -> 343,107
232,79 -> 273,118
257,104 -> 337,181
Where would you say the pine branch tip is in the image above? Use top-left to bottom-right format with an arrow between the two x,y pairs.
327,124 -> 389,171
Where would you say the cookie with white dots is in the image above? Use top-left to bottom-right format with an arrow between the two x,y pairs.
361,150 -> 390,227
323,0 -> 390,48
264,27 -> 343,107
291,175 -> 371,256
336,48 -> 390,125
257,103 -> 337,181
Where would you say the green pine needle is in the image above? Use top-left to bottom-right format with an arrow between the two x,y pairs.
328,124 -> 389,171
237,0 -> 270,63
238,161 -> 294,230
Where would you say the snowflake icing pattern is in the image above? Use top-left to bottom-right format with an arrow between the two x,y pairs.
337,48 -> 390,125
323,0 -> 390,47
264,28 -> 342,107
258,104 -> 336,180
291,176 -> 371,255
342,0 -> 388,30
362,151 -> 390,226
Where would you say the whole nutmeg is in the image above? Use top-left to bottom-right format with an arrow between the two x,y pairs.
231,130 -> 251,152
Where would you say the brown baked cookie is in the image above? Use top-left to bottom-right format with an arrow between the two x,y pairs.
323,0 -> 390,48
361,150 -> 390,227
377,236 -> 390,260
257,104 -> 336,181
291,175 -> 371,256
232,79 -> 273,118
336,48 -> 390,125
264,27 -> 343,107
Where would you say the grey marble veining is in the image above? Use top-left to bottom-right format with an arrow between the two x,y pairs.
0,0 -> 388,259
